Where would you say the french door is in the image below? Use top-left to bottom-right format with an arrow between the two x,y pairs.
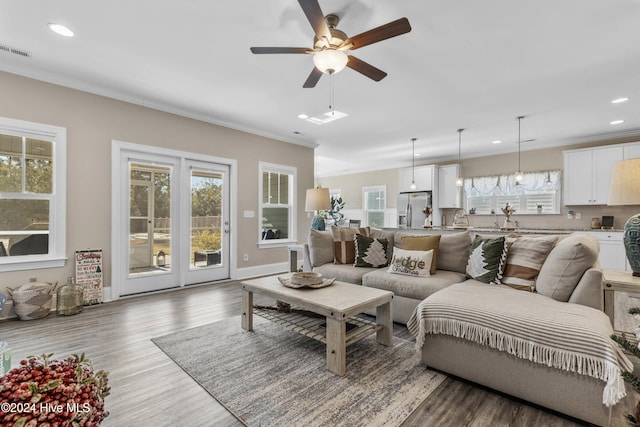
112,142 -> 232,298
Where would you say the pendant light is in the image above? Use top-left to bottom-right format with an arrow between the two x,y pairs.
410,138 -> 417,190
456,128 -> 464,187
515,116 -> 525,183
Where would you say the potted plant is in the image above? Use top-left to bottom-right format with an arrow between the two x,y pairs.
324,196 -> 345,226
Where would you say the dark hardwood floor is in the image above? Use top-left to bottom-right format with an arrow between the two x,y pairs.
0,280 -> 631,426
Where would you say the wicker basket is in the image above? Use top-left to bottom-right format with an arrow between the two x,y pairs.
7,282 -> 57,321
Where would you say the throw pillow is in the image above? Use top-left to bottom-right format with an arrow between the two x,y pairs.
466,235 -> 508,284
308,229 -> 334,267
536,235 -> 599,302
497,235 -> 557,291
387,247 -> 433,277
401,235 -> 440,275
438,231 -> 472,273
354,234 -> 388,268
331,226 -> 370,264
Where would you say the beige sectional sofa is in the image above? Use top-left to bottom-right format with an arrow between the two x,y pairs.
303,227 -> 634,426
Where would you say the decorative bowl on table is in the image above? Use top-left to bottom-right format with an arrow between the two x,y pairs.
278,272 -> 335,289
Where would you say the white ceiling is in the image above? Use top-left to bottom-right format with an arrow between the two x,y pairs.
1,0 -> 639,177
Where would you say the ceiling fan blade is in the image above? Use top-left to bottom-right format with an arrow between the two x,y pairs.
250,47 -> 310,54
347,56 -> 387,81
343,17 -> 411,50
298,0 -> 332,42
303,67 -> 324,88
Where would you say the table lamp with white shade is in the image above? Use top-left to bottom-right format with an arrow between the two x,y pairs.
305,188 -> 330,231
608,158 -> 640,276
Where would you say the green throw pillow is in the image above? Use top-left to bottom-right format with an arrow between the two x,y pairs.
354,234 -> 388,268
465,235 -> 507,284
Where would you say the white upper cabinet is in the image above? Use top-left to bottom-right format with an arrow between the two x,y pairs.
438,164 -> 461,208
624,143 -> 640,159
564,141 -> 640,205
563,146 -> 623,205
399,165 -> 435,192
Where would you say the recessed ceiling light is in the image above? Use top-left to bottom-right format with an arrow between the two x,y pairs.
48,23 -> 74,37
492,140 -> 502,144
610,119 -> 625,125
612,97 -> 629,104
414,153 -> 421,157
298,114 -> 309,119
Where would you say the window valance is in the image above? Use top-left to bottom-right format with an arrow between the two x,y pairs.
463,170 -> 561,196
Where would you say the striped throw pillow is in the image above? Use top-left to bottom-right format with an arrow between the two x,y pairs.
331,226 -> 370,264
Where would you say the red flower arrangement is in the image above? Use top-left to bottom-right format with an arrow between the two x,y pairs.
0,353 -> 110,427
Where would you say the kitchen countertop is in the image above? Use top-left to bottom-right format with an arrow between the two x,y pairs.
385,227 -> 624,235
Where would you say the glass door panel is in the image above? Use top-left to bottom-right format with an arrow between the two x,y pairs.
128,164 -> 171,276
190,170 -> 223,268
185,161 -> 230,284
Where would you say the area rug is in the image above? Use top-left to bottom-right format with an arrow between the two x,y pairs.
152,316 -> 446,427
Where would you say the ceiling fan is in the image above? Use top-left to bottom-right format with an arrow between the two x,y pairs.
250,0 -> 412,88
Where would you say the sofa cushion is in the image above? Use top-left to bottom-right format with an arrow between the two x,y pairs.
438,232 -> 471,273
363,268 -> 466,300
331,226 -> 370,264
354,234 -> 388,268
536,235 -> 599,302
499,235 -> 557,291
308,229 -> 334,267
313,263 -> 377,285
466,235 -> 507,284
387,247 -> 433,277
401,235 -> 440,274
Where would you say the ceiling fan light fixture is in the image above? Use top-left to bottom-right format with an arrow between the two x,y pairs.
313,49 -> 348,74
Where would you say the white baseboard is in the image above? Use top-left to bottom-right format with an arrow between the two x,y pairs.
233,262 -> 289,280
0,263 -> 288,320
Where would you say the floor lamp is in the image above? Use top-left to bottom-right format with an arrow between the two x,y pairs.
608,158 -> 640,276
305,188 -> 330,231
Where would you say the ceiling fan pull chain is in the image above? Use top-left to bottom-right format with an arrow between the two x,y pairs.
329,71 -> 334,116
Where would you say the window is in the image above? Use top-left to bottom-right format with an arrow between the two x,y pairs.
259,162 -> 296,246
464,171 -> 561,215
0,117 -> 66,271
363,185 -> 386,227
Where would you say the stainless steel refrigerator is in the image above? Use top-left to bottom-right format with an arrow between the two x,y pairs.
397,191 -> 432,229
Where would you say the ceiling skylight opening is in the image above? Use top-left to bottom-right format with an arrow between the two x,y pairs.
610,119 -> 625,125
612,97 -> 629,104
48,23 -> 74,37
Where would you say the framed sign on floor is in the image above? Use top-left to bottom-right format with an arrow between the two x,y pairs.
75,249 -> 103,305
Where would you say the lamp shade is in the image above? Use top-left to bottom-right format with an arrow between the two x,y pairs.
305,188 -> 330,211
608,158 -> 640,206
313,49 -> 348,74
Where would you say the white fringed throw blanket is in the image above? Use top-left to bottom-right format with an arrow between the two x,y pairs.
407,281 -> 633,406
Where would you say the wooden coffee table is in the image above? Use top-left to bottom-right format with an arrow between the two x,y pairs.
241,275 -> 394,376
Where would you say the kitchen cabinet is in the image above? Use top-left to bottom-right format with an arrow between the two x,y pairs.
572,231 -> 630,271
624,142 -> 640,159
399,165 -> 435,193
563,146 -> 623,205
438,164 -> 461,208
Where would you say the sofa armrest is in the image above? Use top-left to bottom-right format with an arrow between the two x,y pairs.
567,267 -> 603,310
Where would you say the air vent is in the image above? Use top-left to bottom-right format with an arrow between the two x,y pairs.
0,43 -> 31,58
